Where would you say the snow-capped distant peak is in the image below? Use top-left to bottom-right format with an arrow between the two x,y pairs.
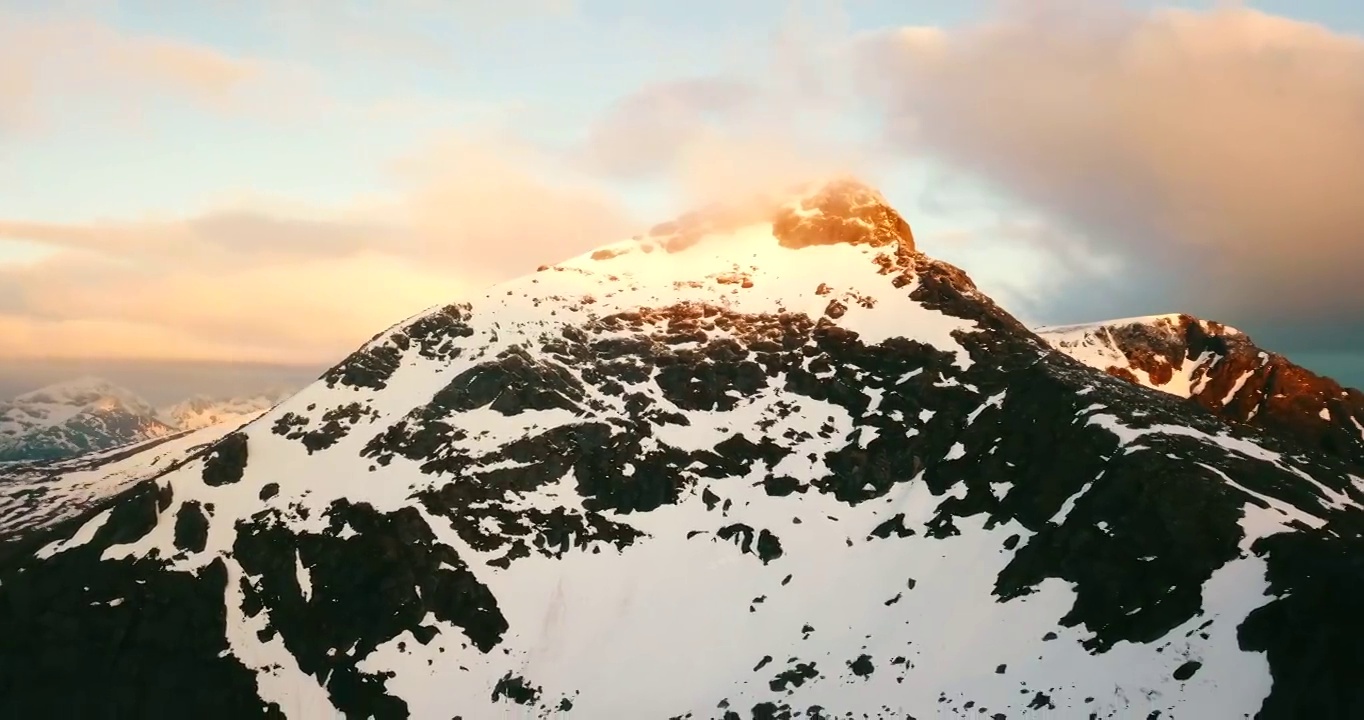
1034,313 -> 1240,397
159,392 -> 288,432
14,375 -> 157,415
1,379 -> 296,463
0,377 -> 176,462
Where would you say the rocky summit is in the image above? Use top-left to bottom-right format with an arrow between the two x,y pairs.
3,179 -> 1364,719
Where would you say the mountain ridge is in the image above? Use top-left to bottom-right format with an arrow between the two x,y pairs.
1038,313 -> 1364,469
3,179 -> 1364,719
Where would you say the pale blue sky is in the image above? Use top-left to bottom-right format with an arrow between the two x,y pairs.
1,0 -> 1354,223
0,0 -> 1361,390
2,1 -> 967,220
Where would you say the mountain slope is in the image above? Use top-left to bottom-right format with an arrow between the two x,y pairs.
0,416 -> 264,546
3,180 -> 1364,719
1038,313 -> 1364,469
0,377 -> 178,462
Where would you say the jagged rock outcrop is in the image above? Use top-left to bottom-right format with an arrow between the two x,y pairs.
1039,313 -> 1364,469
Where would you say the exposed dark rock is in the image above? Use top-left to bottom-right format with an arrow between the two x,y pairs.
233,500 -> 508,718
1042,314 -> 1364,470
716,524 -> 784,565
1238,522 -> 1364,719
322,304 -> 475,391
173,500 -> 209,553
0,482 -> 281,719
1172,660 -> 1202,681
201,432 -> 249,487
322,344 -> 403,391
849,654 -> 874,678
770,661 -> 818,692
272,403 -> 379,453
491,673 -> 540,705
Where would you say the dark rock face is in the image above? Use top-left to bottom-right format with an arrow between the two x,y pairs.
0,483 -> 283,719
233,501 -> 508,718
2,181 -> 1364,718
273,402 -> 379,453
322,303 -> 475,391
173,500 -> 210,553
1238,518 -> 1364,720
1040,314 -> 1364,469
201,431 -> 249,487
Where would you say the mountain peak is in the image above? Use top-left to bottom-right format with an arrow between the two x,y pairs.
10,178 -> 1364,718
0,380 -> 294,463
0,377 -> 173,462
773,176 -> 914,251
627,176 -> 914,261
13,376 -> 149,411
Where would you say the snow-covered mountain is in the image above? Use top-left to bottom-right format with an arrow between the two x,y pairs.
3,179 -> 1364,719
1038,313 -> 1364,469
0,417 -> 263,540
159,391 -> 293,432
0,378 -> 291,463
0,376 -> 179,462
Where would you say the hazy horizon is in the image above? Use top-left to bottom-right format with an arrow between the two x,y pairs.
0,358 -> 322,406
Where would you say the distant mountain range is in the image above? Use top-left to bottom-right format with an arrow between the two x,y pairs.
0,376 -> 293,462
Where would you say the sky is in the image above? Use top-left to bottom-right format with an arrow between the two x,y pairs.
1,0 -> 1362,399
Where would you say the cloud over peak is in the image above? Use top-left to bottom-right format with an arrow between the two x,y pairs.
863,4 -> 1364,330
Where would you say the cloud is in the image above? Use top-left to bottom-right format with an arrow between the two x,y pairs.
0,214 -> 395,267
0,250 -> 463,364
576,77 -> 759,179
0,129 -> 640,364
1,0 -> 866,367
390,132 -> 641,277
569,0 -> 882,207
0,7 -> 314,135
119,0 -> 580,83
860,4 -> 1364,342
